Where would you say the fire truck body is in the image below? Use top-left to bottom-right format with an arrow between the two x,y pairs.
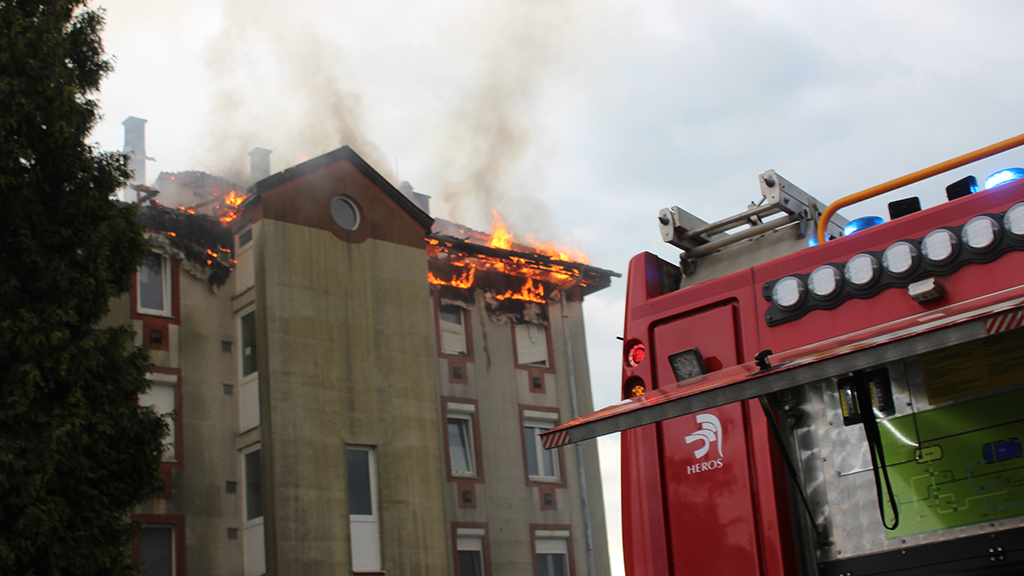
542,152 -> 1024,575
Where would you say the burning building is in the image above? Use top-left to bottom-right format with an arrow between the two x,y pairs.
120,137 -> 616,576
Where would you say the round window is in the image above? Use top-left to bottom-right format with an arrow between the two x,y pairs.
331,196 -> 359,231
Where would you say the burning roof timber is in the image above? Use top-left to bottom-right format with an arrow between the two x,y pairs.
427,216 -> 620,304
134,188 -> 235,288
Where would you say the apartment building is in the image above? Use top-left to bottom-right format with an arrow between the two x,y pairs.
121,143 -> 614,576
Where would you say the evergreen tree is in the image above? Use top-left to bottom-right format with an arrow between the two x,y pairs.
0,1 -> 167,574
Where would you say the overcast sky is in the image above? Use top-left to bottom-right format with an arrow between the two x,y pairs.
90,1 -> 1024,573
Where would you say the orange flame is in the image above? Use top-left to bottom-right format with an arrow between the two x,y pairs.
427,211 -> 590,303
428,267 -> 476,289
487,211 -> 514,250
494,277 -> 545,302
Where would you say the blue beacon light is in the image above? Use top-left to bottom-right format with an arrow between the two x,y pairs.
984,168 -> 1024,190
843,216 -> 885,237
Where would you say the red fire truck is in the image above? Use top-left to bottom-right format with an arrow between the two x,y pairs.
543,135 -> 1024,575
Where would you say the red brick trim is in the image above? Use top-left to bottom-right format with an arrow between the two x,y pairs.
434,292 -> 475,385
131,256 -> 181,324
510,320 -> 555,395
530,524 -> 575,576
519,405 -> 567,490
441,396 -> 484,486
148,366 -> 183,499
133,514 -> 186,576
452,522 -> 492,576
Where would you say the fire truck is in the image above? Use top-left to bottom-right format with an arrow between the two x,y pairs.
542,134 -> 1024,575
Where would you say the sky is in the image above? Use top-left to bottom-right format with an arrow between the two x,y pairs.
89,1 -> 1024,573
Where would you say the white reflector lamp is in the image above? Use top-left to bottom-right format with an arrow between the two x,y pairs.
1005,203 -> 1024,238
882,242 -> 919,278
921,229 -> 958,264
844,254 -> 879,288
772,276 -> 805,310
961,216 -> 1000,251
908,278 -> 944,303
808,265 -> 842,299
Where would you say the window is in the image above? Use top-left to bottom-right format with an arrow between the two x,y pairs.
331,196 -> 360,231
446,402 -> 477,477
239,309 -> 259,432
140,373 -> 177,461
244,449 -> 263,521
138,252 -> 171,316
348,445 -> 381,572
242,446 -> 265,576
456,527 -> 487,576
439,304 -> 468,355
139,525 -> 174,576
535,536 -> 570,576
235,225 -> 255,294
240,310 -> 258,377
515,322 -> 549,367
523,411 -> 560,482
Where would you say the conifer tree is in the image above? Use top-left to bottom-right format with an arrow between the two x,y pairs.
0,2 -> 167,574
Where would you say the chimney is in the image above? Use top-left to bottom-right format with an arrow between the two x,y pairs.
248,147 -> 272,183
122,116 -> 147,188
399,181 -> 431,215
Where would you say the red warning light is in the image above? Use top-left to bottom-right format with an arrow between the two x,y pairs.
627,342 -> 646,367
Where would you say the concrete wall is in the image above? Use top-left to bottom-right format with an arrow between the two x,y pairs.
435,290 -> 611,576
126,252 -> 246,575
256,220 -> 448,575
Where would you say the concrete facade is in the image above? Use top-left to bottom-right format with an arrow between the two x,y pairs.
125,146 -> 612,576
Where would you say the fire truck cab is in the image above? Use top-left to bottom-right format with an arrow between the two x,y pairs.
542,138 -> 1024,575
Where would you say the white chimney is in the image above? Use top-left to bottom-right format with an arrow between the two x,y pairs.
122,116 -> 147,189
248,147 -> 272,183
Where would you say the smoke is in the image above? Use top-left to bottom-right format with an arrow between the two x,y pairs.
199,0 -> 390,184
430,0 -> 605,236
191,0 -> 609,245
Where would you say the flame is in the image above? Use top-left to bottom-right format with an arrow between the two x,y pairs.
429,267 -> 475,289
427,211 -> 590,303
487,211 -> 514,250
494,277 -> 545,302
224,190 -> 244,208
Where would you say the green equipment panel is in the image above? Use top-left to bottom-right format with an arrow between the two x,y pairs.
879,387 -> 1024,538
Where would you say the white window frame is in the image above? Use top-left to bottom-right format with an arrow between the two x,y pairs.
439,304 -> 468,356
141,372 -> 178,462
534,530 -> 571,576
238,307 -> 259,432
138,252 -> 172,317
348,445 -> 381,572
242,444 -> 265,576
524,410 -> 560,482
515,321 -> 549,367
447,402 -> 477,478
236,224 -> 255,254
456,527 -> 486,576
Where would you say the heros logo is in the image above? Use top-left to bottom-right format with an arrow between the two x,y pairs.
684,413 -> 724,475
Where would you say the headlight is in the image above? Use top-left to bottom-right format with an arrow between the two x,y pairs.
921,229 -> 958,264
844,254 -> 880,288
882,242 -> 919,278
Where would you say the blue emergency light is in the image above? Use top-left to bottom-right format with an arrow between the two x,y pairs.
984,167 -> 1024,190
843,216 -> 885,237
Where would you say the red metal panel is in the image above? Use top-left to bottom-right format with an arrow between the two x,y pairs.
544,284 -> 1024,446
661,404 -> 761,575
621,426 -> 671,576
